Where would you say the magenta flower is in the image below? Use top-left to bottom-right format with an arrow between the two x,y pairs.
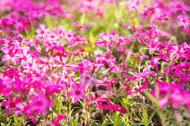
69,83 -> 87,103
96,97 -> 126,114
52,114 -> 66,126
153,80 -> 190,108
24,92 -> 52,115
178,15 -> 190,31
2,96 -> 24,115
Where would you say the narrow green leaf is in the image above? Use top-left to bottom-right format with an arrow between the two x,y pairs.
101,118 -> 110,126
142,108 -> 149,126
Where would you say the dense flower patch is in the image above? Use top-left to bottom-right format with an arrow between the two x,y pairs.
0,0 -> 189,125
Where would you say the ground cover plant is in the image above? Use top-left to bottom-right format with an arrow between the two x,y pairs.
0,0 -> 190,126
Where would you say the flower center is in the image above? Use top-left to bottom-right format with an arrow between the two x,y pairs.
75,90 -> 81,95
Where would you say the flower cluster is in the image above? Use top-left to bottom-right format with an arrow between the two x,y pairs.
0,0 -> 189,125
126,0 -> 190,41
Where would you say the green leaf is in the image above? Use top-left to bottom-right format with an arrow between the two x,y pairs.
26,25 -> 35,39
101,118 -> 110,126
72,116 -> 79,126
142,108 -> 149,126
55,96 -> 63,114
80,14 -> 86,25
123,114 -> 131,126
113,112 -> 120,126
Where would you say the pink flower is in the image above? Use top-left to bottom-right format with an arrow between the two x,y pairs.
24,92 -> 52,115
153,80 -> 190,108
52,114 -> 66,126
178,15 -> 190,31
1,54 -> 11,62
36,25 -> 49,38
96,97 -> 126,114
2,96 -> 24,115
149,57 -> 160,69
69,83 -> 87,103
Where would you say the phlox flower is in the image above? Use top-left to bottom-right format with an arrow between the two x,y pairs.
69,83 -> 87,103
1,96 -> 24,115
36,25 -> 50,38
24,92 -> 52,115
178,15 -> 190,31
154,80 -> 190,108
95,97 -> 126,114
52,114 -> 66,126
